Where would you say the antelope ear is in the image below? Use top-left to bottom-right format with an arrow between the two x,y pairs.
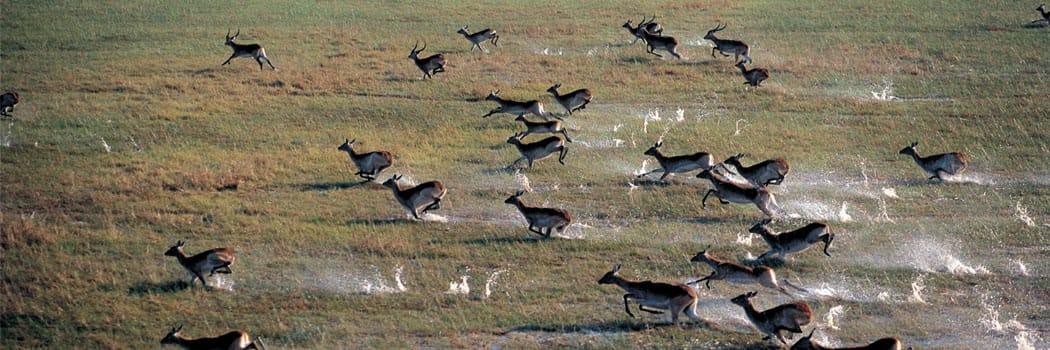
613,264 -> 621,272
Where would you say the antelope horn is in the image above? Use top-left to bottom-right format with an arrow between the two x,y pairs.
420,40 -> 428,52
235,28 -> 241,37
226,28 -> 231,38
514,190 -> 524,196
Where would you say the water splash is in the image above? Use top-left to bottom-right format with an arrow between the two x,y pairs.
908,274 -> 926,304
823,305 -> 846,330
535,47 -> 563,56
514,171 -> 533,193
211,276 -> 235,292
901,238 -> 989,275
1011,259 -> 1029,276
874,198 -> 895,223
634,159 -> 651,177
312,265 -> 407,294
1014,201 -> 1036,227
642,109 -> 660,133
881,187 -> 899,198
1016,331 -> 1042,350
0,123 -> 12,147
100,137 -> 111,153
784,199 -> 853,222
733,119 -> 748,136
393,265 -> 406,292
674,107 -> 685,122
870,80 -> 897,101
447,275 -> 470,295
734,232 -> 754,246
481,269 -> 507,300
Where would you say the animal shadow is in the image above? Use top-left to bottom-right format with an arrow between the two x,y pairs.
460,236 -> 549,245
127,280 -> 192,295
504,318 -> 718,335
300,180 -> 371,191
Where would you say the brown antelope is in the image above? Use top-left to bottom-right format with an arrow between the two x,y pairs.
504,191 -> 572,238
337,138 -> 393,182
457,26 -> 499,52
1038,4 -> 1050,24
160,325 -> 264,350
408,40 -> 447,80
637,141 -> 714,181
697,169 -> 783,217
506,132 -> 568,169
897,142 -> 967,181
164,241 -> 235,288
0,91 -> 20,117
641,28 -> 682,59
736,61 -> 770,87
731,291 -> 813,345
749,219 -> 834,260
791,330 -> 903,350
482,90 -> 546,118
704,23 -> 752,64
382,174 -> 447,220
222,29 -> 276,71
514,115 -> 572,142
547,84 -> 593,116
723,153 -> 790,187
688,248 -> 791,296
598,264 -> 702,325
622,15 -> 662,44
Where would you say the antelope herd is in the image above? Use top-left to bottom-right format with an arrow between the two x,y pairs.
104,8 -> 1008,350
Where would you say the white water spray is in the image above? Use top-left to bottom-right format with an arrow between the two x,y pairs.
0,123 -> 12,147
734,232 -> 753,246
100,137 -> 111,153
733,119 -> 748,136
823,305 -> 846,330
514,171 -> 533,193
908,274 -> 926,304
1014,201 -> 1036,227
482,269 -> 507,300
1011,259 -> 1029,276
447,275 -> 470,295
674,107 -> 685,122
211,276 -> 235,292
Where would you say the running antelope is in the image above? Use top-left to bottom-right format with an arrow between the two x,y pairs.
731,291 -> 813,345
164,241 -> 235,288
622,15 -> 662,44
598,264 -> 702,325
1038,4 -> 1050,24
160,325 -> 264,350
408,41 -> 447,80
504,191 -> 572,238
897,142 -> 967,181
704,23 -> 752,64
637,141 -> 714,181
457,26 -> 499,52
547,84 -> 593,116
688,248 -> 791,296
482,90 -> 546,119
723,153 -> 790,187
749,219 -> 834,260
697,169 -> 783,217
337,138 -> 393,182
736,61 -> 770,87
791,330 -> 903,350
0,91 -> 20,117
641,29 -> 682,59
506,132 -> 568,169
514,115 -> 573,142
382,174 -> 447,220
222,29 -> 277,71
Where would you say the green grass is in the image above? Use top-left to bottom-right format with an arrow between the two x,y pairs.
2,0 -> 1049,349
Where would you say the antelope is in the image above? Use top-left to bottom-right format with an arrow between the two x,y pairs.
688,248 -> 791,296
636,141 -> 714,181
457,26 -> 499,52
697,169 -> 783,217
161,325 -> 264,350
337,138 -> 393,182
514,115 -> 572,142
222,29 -> 276,71
640,28 -> 682,59
504,191 -> 572,238
622,15 -> 662,44
506,132 -> 568,169
736,61 -> 770,87
382,174 -> 447,220
731,291 -> 813,345
164,241 -> 235,288
1038,4 -> 1050,24
749,219 -> 834,260
704,23 -> 752,64
897,142 -> 967,181
547,84 -> 593,116
0,91 -> 20,117
791,330 -> 903,350
408,40 -> 447,80
482,90 -> 546,119
598,264 -> 702,326
723,153 -> 790,187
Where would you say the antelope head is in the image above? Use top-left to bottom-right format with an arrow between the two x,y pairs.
160,325 -> 185,344
597,264 -> 622,284
898,141 -> 919,155
504,190 -> 526,204
643,141 -> 663,156
689,245 -> 713,263
225,28 -> 240,47
163,241 -> 186,257
748,218 -> 774,234
704,23 -> 727,40
485,89 -> 502,101
408,40 -> 428,60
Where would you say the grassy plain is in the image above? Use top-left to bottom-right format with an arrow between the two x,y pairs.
2,0 -> 1048,349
